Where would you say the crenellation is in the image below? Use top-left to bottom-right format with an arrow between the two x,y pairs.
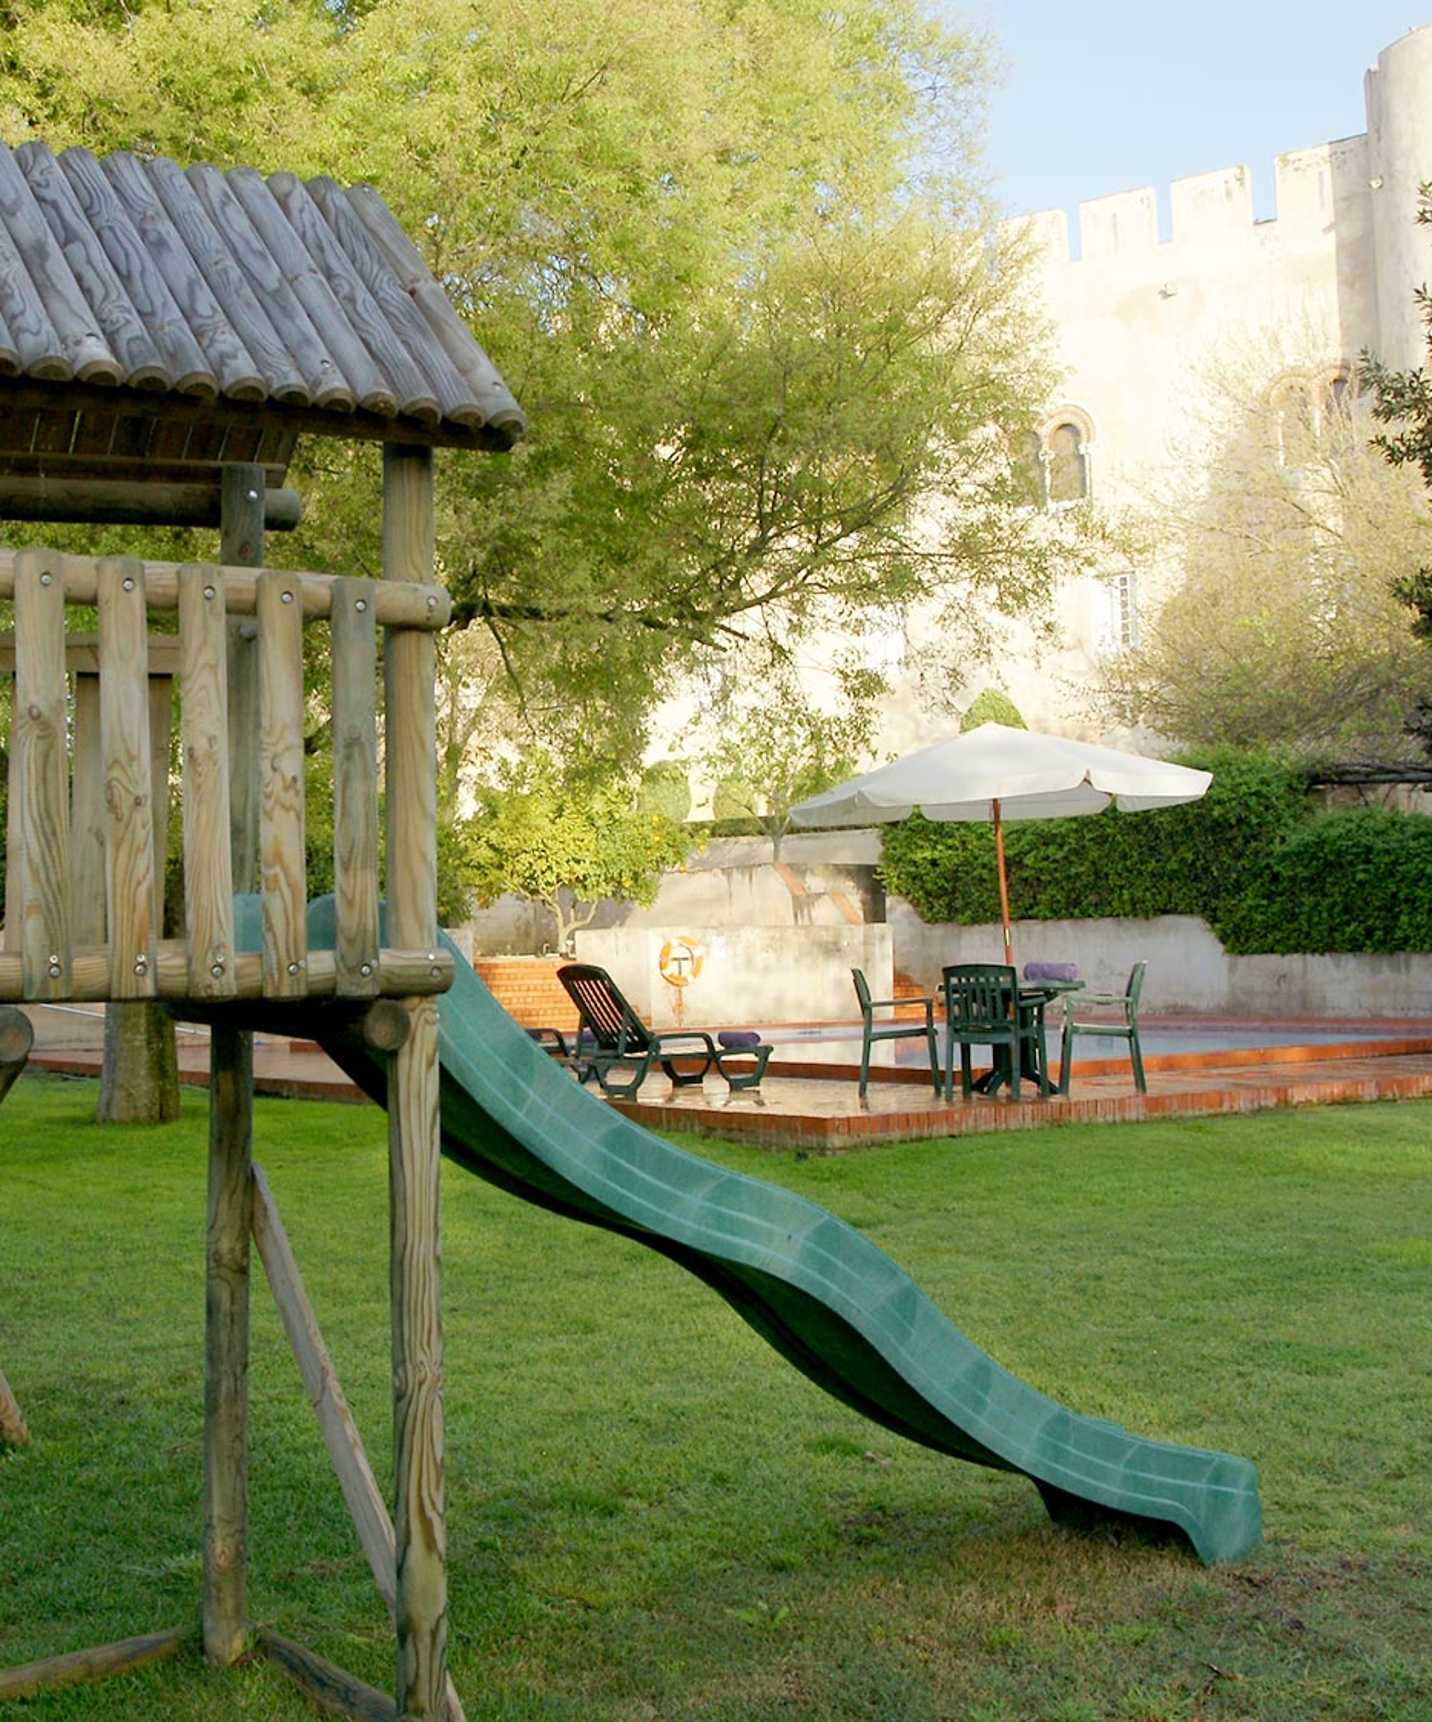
1077,186 -> 1158,262
1015,125 -> 1384,272
1273,136 -> 1370,230
1167,164 -> 1253,242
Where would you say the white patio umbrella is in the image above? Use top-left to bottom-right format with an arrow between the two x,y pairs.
789,722 -> 1212,967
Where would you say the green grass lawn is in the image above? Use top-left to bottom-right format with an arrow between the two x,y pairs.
1,1071 -> 1429,1720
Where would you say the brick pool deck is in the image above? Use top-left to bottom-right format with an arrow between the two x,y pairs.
20,1002 -> 1432,1153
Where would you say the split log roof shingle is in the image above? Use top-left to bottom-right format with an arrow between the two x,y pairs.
0,138 -> 524,525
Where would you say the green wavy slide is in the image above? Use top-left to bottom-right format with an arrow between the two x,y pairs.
297,906 -> 1260,1566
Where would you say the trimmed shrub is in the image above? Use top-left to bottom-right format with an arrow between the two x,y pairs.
1218,806 -> 1432,954
872,747 -> 1427,955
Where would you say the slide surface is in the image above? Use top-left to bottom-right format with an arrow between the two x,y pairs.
301,909 -> 1260,1565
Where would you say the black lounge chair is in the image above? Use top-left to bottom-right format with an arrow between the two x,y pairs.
557,963 -> 772,1099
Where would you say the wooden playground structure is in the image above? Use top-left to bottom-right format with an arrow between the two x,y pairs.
0,139 -> 524,1721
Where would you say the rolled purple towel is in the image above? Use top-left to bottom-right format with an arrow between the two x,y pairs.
718,1029 -> 762,1049
1023,961 -> 1079,983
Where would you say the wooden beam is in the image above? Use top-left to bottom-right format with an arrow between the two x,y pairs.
251,1165 -> 467,1722
0,476 -> 302,529
251,1165 -> 396,1606
0,942 -> 454,1005
0,1627 -> 187,1700
0,634 -> 182,675
0,370 -> 521,452
0,1362 -> 29,1446
0,556 -> 451,628
0,1004 -> 32,1108
255,1628 -> 397,1722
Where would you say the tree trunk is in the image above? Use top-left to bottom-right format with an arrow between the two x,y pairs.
97,1001 -> 180,1124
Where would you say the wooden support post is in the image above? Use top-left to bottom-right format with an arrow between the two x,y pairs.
383,444 -> 447,1722
0,1003 -> 33,1109
203,466 -> 265,1667
203,1023 -> 253,1664
0,1010 -> 32,1451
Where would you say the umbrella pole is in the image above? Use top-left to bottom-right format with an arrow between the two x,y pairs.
993,797 -> 1014,969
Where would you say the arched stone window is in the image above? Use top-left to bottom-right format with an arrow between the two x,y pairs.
1271,377 -> 1317,466
1047,421 -> 1089,503
1011,410 -> 1094,509
1270,363 -> 1357,465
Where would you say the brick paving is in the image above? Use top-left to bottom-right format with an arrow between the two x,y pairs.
19,1002 -> 1432,1152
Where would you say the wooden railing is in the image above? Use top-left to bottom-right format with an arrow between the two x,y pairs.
1,545 -> 454,1006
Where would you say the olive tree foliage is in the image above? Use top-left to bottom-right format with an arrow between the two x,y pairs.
1089,335 -> 1432,763
700,653 -> 881,858
0,0 -> 1065,774
457,753 -> 694,955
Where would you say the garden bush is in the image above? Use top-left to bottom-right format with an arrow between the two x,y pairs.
1218,804 -> 1432,953
874,746 -> 1432,955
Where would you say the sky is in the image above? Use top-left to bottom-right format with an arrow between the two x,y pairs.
968,2 -> 1431,231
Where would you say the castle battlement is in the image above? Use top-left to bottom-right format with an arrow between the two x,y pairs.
1017,134 -> 1372,270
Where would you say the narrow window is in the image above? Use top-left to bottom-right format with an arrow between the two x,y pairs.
1092,571 -> 1137,656
1047,421 -> 1088,503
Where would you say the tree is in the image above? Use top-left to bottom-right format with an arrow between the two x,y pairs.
702,658 -> 880,858
458,754 -> 694,955
960,687 -> 1026,730
0,0 -> 1064,771
1091,347 -> 1432,762
1362,193 -> 1432,753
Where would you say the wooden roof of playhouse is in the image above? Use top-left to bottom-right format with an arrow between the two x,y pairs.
0,137 -> 525,528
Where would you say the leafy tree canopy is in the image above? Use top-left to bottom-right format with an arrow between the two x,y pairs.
0,0 -> 1062,772
701,653 -> 879,855
458,752 -> 693,953
1363,190 -> 1432,754
1092,344 -> 1432,763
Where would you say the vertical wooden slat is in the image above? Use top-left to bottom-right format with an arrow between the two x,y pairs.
97,557 -> 156,998
203,1023 -> 252,1666
382,443 -> 447,1722
12,548 -> 71,999
69,675 -> 105,945
3,688 -> 16,954
148,674 -> 173,931
257,568 -> 307,998
180,566 -> 236,998
332,578 -> 380,996
222,464 -> 264,894
383,451 -> 438,955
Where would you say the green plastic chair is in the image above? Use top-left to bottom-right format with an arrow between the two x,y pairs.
1058,960 -> 1148,1095
851,969 -> 941,1099
941,963 -> 1048,1101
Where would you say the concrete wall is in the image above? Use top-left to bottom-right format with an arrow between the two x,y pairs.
458,831 -> 884,957
887,900 -> 1432,1019
575,922 -> 892,1029
471,831 -> 1432,1021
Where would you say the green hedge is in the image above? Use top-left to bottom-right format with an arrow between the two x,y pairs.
876,747 -> 1432,956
